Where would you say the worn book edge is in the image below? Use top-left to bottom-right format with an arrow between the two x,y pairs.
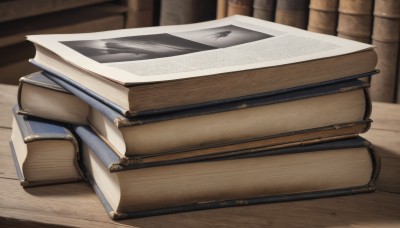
35,60 -> 377,117
9,141 -> 83,187
82,137 -> 379,219
17,74 -> 87,125
12,105 -> 84,183
75,124 -> 373,172
42,69 -> 376,126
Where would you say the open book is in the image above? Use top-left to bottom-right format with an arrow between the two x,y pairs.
28,15 -> 377,116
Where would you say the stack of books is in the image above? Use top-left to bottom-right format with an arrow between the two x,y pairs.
10,15 -> 380,220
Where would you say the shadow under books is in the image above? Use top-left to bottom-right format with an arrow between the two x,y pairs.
23,182 -> 92,197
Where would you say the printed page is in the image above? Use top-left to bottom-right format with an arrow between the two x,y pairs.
27,15 -> 373,85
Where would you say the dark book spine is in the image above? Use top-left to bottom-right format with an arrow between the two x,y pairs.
227,0 -> 254,16
124,0 -> 154,28
337,0 -> 373,43
275,0 -> 309,29
307,0 -> 338,35
159,0 -> 216,25
370,0 -> 400,102
252,0 -> 275,21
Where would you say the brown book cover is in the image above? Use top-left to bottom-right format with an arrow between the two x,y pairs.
337,0 -> 373,43
307,0 -> 338,35
227,0 -> 253,16
275,0 -> 309,29
252,0 -> 275,21
370,0 -> 400,102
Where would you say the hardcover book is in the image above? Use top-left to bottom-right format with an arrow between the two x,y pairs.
18,72 -> 89,125
28,15 -> 377,117
54,70 -> 374,166
79,133 -> 380,219
307,0 -> 338,35
337,0 -> 374,43
10,106 -> 83,187
370,0 -> 400,102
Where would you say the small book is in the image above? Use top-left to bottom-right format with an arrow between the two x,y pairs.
51,70 -> 373,166
28,15 -> 377,117
78,130 -> 380,219
18,72 -> 89,125
10,106 -> 83,187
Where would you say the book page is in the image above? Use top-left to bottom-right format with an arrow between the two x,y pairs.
27,15 -> 373,85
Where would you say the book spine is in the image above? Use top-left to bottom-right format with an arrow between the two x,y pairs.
10,141 -> 83,187
9,141 -> 27,186
252,0 -> 275,21
217,0 -> 228,18
227,0 -> 254,16
275,0 -> 309,29
159,0 -> 216,25
367,141 -> 381,187
124,0 -> 154,28
370,0 -> 400,102
307,0 -> 338,35
73,125 -> 126,170
337,0 -> 373,43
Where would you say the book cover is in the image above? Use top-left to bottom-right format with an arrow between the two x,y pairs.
10,105 -> 83,187
17,72 -> 89,124
81,136 -> 380,219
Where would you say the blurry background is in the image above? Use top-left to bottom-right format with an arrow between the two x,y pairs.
0,0 -> 398,103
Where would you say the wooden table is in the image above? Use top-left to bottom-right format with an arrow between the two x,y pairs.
1,84 -> 399,227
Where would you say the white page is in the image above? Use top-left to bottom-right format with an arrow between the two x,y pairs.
27,15 -> 373,85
